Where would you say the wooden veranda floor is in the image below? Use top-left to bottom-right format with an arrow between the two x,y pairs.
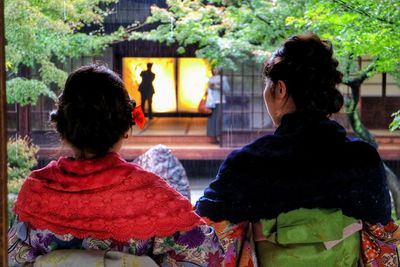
39,117 -> 234,160
38,117 -> 400,161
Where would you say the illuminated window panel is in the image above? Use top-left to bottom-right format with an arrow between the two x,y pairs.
177,58 -> 212,112
123,57 -> 176,112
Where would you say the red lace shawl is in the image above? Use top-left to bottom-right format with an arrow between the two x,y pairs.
14,152 -> 203,241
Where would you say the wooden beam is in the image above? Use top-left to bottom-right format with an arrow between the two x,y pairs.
382,73 -> 387,97
0,0 -> 8,265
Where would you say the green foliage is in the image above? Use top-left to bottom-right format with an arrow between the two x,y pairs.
8,196 -> 16,226
130,0 -> 304,69
8,179 -> 25,195
5,0 -> 122,105
40,61 -> 69,88
7,78 -> 57,105
7,136 -> 39,225
390,111 -> 400,132
134,0 -> 399,75
287,0 -> 400,79
7,137 -> 39,183
134,0 -> 400,128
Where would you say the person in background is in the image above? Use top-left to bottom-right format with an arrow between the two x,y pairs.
8,64 -> 222,267
138,63 -> 155,119
206,68 -> 230,142
196,33 -> 399,266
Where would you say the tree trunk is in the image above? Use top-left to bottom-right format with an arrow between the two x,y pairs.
385,164 -> 400,218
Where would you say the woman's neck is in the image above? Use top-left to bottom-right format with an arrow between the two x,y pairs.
71,148 -> 99,160
70,138 -> 123,160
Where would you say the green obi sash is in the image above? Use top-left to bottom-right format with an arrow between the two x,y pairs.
255,208 -> 361,267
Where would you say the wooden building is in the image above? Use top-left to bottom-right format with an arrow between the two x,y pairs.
6,0 -> 400,161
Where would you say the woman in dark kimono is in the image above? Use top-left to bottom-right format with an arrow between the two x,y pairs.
196,33 -> 399,266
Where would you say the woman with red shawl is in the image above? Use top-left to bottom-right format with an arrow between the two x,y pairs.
8,64 -> 223,266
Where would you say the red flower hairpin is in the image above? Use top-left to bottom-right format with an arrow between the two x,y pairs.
132,105 -> 145,129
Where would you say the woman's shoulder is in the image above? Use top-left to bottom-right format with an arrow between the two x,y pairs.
218,134 -> 286,175
343,138 -> 382,164
226,133 -> 285,160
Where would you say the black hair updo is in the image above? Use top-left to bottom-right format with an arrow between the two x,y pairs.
263,33 -> 343,115
50,64 -> 134,156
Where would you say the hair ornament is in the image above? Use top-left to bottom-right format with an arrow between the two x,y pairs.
132,105 -> 145,129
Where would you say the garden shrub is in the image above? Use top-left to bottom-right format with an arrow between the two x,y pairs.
7,136 -> 39,225
7,136 -> 39,192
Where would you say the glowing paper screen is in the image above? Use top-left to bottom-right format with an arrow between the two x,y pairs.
178,58 -> 212,112
123,57 -> 176,112
122,57 -> 211,113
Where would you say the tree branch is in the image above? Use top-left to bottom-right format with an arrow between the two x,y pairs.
332,0 -> 397,26
343,61 -> 378,147
342,61 -> 376,108
244,0 -> 272,26
345,53 -> 353,78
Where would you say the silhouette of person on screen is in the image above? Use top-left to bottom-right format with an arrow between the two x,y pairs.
139,63 -> 156,119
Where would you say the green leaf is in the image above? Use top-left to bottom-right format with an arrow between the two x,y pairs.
5,0 -> 119,105
7,78 -> 57,105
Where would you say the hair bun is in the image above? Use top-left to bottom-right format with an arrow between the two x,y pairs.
52,64 -> 134,156
263,33 -> 344,116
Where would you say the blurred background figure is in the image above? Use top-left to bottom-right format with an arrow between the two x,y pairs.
139,63 -> 155,119
206,68 -> 230,142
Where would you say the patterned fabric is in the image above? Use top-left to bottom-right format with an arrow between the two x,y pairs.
9,151 -> 223,266
35,250 -> 159,267
14,152 -> 202,241
203,218 -> 257,267
204,209 -> 400,267
361,220 -> 400,266
133,144 -> 191,200
8,220 -> 223,267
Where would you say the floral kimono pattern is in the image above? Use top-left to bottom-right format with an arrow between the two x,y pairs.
205,210 -> 400,267
8,219 -> 223,267
361,220 -> 400,266
203,218 -> 257,267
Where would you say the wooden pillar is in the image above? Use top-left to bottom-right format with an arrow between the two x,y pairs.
17,104 -> 31,138
382,73 -> 387,98
0,0 -> 9,265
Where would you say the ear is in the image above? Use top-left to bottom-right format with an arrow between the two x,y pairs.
276,80 -> 288,100
276,80 -> 297,113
